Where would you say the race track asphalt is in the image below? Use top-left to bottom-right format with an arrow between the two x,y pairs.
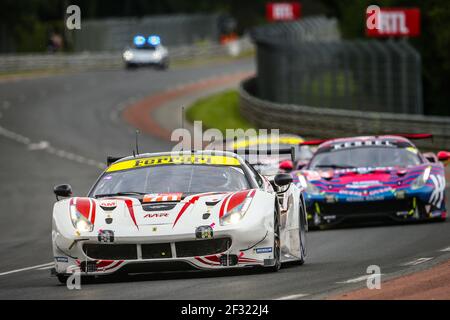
0,58 -> 449,299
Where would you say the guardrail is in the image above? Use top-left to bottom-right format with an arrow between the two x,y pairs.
239,78 -> 450,151
0,38 -> 253,73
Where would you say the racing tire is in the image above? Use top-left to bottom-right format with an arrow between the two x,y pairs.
294,202 -> 307,265
57,274 -> 69,284
267,210 -> 281,272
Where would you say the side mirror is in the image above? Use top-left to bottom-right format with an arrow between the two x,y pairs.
279,160 -> 293,172
54,184 -> 72,200
437,151 -> 450,165
274,173 -> 293,187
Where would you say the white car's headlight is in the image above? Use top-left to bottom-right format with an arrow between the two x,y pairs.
220,197 -> 253,226
153,51 -> 162,59
70,204 -> 93,232
411,166 -> 431,189
123,50 -> 133,61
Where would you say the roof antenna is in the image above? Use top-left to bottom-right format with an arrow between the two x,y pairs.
182,106 -> 193,153
135,130 -> 140,156
181,106 -> 185,132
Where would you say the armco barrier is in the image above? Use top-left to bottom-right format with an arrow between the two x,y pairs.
0,39 -> 253,73
239,78 -> 450,151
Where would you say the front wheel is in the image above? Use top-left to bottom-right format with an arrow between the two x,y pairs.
298,204 -> 308,265
267,210 -> 281,272
57,274 -> 69,284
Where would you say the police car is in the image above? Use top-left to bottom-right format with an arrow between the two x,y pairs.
122,35 -> 169,70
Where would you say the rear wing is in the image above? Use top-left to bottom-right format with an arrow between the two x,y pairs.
232,147 -> 296,163
299,139 -> 329,146
391,133 -> 433,140
107,156 -> 125,166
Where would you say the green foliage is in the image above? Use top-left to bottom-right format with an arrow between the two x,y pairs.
186,90 -> 254,133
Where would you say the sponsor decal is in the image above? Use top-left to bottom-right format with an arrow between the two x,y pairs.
55,256 -> 69,263
332,140 -> 394,150
350,180 -> 381,186
339,187 -> 391,197
97,229 -> 114,243
366,7 -> 420,38
143,213 -> 169,218
255,247 -> 273,254
430,210 -> 443,218
143,192 -> 182,203
106,155 -> 241,172
266,2 -> 302,22
99,199 -> 117,211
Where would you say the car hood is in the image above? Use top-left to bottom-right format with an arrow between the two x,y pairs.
71,190 -> 256,230
294,165 -> 432,193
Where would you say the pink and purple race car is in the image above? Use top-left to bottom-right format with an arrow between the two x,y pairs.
290,135 -> 449,227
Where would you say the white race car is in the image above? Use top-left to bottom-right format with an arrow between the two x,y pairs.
122,35 -> 169,70
227,134 -> 313,176
52,151 -> 307,283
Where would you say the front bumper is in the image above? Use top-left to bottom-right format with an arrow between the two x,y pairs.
306,190 -> 446,227
52,224 -> 273,276
124,57 -> 167,66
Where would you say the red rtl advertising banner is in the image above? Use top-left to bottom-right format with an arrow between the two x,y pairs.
366,7 -> 421,37
266,2 -> 302,22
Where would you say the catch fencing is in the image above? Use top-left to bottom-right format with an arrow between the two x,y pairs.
251,19 -> 423,114
240,78 -> 450,151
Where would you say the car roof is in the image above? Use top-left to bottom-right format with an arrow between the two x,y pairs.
111,150 -> 245,166
317,135 -> 416,150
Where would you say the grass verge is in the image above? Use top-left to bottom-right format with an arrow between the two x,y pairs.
186,90 -> 254,133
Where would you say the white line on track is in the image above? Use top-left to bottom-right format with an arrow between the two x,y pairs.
336,274 -> 383,284
439,246 -> 450,252
37,265 -> 55,270
275,293 -> 309,300
401,257 -> 433,266
0,262 -> 53,276
0,124 -> 105,169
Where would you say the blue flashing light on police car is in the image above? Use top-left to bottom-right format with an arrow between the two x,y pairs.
148,35 -> 161,46
133,35 -> 146,46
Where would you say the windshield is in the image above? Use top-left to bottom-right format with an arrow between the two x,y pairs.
309,147 -> 422,169
90,165 -> 250,197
